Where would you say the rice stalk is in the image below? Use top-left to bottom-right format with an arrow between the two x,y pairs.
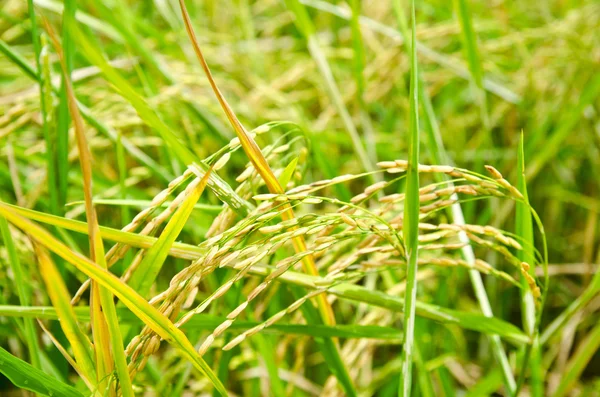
45,18 -> 133,395
398,1 -> 420,394
176,5 -> 355,394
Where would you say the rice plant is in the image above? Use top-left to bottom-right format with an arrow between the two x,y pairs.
0,0 -> 598,396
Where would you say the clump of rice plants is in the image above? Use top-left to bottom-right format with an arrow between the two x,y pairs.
0,1 -> 598,396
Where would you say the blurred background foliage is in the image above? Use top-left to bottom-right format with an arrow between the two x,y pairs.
0,0 -> 599,395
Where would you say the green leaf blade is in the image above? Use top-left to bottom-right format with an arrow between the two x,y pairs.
399,2 -> 420,395
0,346 -> 84,397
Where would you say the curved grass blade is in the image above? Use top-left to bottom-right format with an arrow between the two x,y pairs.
278,157 -> 298,190
34,246 -> 96,388
0,39 -> 39,81
68,25 -> 194,166
177,4 -> 354,394
128,169 -> 212,297
399,2 -> 420,395
92,0 -> 231,142
2,203 -> 206,260
177,0 -> 335,329
0,205 -> 228,396
46,18 -> 134,395
0,346 -> 84,397
0,217 -> 41,368
36,319 -> 92,390
55,0 -> 76,211
66,22 -> 250,215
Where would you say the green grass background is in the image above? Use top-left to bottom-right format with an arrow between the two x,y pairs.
0,0 -> 599,396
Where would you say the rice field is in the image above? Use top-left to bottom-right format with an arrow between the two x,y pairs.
0,0 -> 599,396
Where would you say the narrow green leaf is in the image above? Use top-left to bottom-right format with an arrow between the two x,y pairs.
67,23 -> 250,215
516,132 -> 536,334
38,32 -> 60,215
453,0 -> 489,128
393,2 -> 517,392
277,157 -> 298,189
253,335 -> 286,396
289,285 -> 357,397
48,18 -> 134,394
399,2 -> 420,395
0,206 -> 228,396
0,217 -> 41,368
282,0 -> 315,37
34,247 -> 96,388
0,346 -> 84,397
69,24 -> 195,165
515,132 -> 541,396
93,0 -> 231,142
2,203 -> 206,260
128,170 -> 212,297
55,0 -> 76,210
326,283 -> 528,346
116,131 -> 130,239
392,0 -> 444,170
0,305 -> 403,340
515,133 -> 535,335
0,39 -> 39,81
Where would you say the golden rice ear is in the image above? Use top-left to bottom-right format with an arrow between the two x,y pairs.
177,0 -> 337,328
